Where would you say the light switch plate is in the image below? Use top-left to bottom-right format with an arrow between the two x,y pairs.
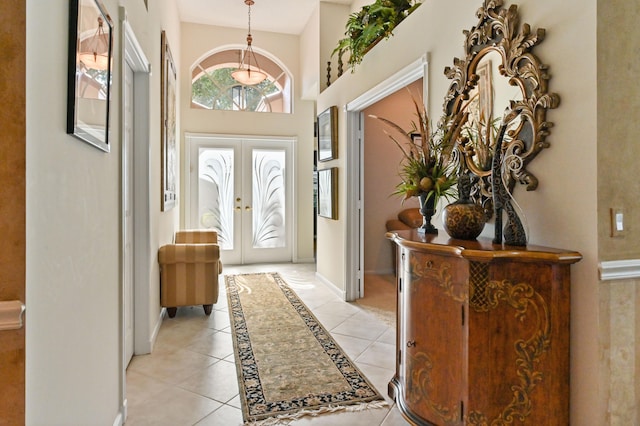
610,207 -> 625,237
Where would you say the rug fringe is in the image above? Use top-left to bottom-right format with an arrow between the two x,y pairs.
245,400 -> 389,425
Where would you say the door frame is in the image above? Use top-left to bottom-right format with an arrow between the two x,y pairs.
344,55 -> 428,301
184,133 -> 297,264
120,10 -> 151,424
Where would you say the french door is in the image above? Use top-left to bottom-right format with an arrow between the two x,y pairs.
187,134 -> 294,265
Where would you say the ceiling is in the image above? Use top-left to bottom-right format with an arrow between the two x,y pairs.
177,0 -> 352,35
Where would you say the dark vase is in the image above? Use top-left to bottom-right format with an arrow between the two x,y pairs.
418,192 -> 438,234
443,174 -> 486,240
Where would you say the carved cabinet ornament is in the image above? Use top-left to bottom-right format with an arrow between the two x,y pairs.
440,0 -> 560,220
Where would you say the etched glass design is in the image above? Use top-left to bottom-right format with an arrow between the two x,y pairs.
198,148 -> 234,250
252,149 -> 286,248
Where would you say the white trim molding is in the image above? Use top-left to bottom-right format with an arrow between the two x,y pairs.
344,54 -> 429,301
599,259 -> 640,281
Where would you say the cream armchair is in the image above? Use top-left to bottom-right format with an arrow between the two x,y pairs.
158,230 -> 222,318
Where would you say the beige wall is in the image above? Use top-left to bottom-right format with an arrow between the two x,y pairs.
316,0 -> 603,423
597,0 -> 640,423
363,79 -> 422,274
179,23 -> 316,263
597,0 -> 640,258
319,2 -> 351,92
25,0 -> 180,423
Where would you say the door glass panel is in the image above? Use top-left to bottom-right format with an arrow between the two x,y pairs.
198,147 -> 234,250
252,149 -> 286,249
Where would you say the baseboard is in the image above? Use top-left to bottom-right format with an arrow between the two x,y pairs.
135,308 -> 165,355
295,257 -> 316,264
149,308 -> 166,351
599,259 -> 640,281
122,398 -> 127,425
315,271 -> 347,300
113,407 -> 124,426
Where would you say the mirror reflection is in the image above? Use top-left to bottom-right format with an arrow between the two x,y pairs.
441,0 -> 560,218
463,49 -> 523,174
67,0 -> 113,151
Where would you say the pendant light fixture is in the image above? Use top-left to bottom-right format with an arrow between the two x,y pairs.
231,0 -> 267,86
78,16 -> 110,70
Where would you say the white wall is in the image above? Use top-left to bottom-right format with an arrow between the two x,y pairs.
25,0 -> 180,423
300,2 -> 320,100
180,23 -> 316,263
316,0 -> 601,424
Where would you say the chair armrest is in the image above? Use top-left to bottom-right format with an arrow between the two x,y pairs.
386,219 -> 413,231
398,208 -> 422,228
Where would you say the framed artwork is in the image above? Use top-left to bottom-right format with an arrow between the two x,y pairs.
411,133 -> 422,146
67,0 -> 113,152
317,106 -> 337,162
317,168 -> 338,220
161,31 -> 177,211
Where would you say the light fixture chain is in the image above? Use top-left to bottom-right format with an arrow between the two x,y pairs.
248,0 -> 252,35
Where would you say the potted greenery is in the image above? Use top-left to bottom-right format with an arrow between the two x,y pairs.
369,94 -> 468,234
332,0 -> 422,71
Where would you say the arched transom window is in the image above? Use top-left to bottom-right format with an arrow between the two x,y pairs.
191,48 -> 292,113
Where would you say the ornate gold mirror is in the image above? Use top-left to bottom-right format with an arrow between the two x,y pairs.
441,0 -> 559,218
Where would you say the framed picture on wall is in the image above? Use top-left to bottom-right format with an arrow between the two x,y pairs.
66,0 -> 113,152
161,30 -> 177,211
317,106 -> 337,162
317,168 -> 338,220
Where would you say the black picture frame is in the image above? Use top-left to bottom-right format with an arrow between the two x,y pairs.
410,132 -> 422,145
317,168 -> 338,220
67,0 -> 113,152
161,31 -> 177,211
317,106 -> 337,162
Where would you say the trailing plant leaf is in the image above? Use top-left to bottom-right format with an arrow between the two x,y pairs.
332,0 -> 423,71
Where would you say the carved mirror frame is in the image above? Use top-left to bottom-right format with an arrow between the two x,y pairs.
441,0 -> 559,217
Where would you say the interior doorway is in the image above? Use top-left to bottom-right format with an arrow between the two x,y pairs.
121,14 -> 151,422
186,134 -> 295,265
344,56 -> 429,301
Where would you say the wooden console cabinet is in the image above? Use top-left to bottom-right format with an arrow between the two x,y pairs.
387,230 -> 581,425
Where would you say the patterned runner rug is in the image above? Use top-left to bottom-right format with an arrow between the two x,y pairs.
225,272 -> 386,425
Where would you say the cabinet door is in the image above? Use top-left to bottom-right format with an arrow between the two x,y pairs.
400,250 -> 467,425
466,260 -> 570,425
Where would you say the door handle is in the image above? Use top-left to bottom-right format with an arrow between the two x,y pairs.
0,300 -> 25,331
245,206 -> 252,211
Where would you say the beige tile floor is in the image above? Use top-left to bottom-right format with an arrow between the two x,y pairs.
125,263 -> 410,425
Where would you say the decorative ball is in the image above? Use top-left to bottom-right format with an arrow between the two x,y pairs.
442,201 -> 486,240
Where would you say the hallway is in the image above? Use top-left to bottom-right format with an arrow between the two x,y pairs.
125,263 -> 408,425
